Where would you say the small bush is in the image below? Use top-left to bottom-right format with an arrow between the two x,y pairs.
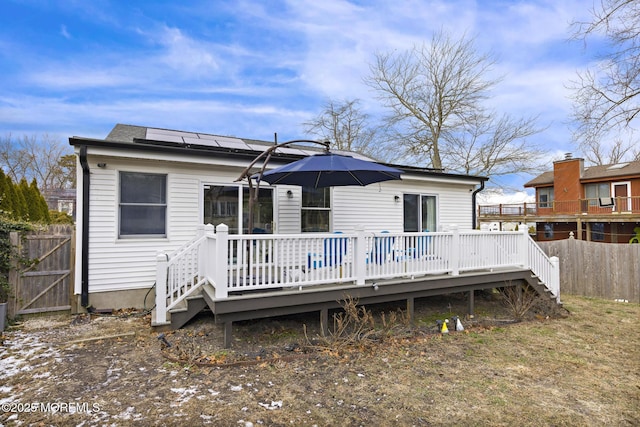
308,296 -> 409,351
500,283 -> 538,320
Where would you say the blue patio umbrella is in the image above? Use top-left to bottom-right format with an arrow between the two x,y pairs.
254,153 -> 402,188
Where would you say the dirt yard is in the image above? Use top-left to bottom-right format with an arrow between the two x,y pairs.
1,292 -> 638,426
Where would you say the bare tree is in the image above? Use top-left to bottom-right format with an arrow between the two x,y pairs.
569,0 -> 640,164
0,134 -> 73,190
441,112 -> 546,180
303,99 -> 391,161
364,30 -> 545,180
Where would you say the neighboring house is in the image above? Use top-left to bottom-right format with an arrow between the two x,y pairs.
43,188 -> 76,218
478,154 -> 640,243
69,124 -> 490,311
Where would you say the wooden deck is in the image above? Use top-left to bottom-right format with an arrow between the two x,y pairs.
163,267 -> 554,347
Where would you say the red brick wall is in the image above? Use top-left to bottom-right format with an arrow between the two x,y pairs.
631,177 -> 640,197
553,158 -> 584,202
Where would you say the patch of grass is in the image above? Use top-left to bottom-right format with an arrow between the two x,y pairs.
3,295 -> 638,427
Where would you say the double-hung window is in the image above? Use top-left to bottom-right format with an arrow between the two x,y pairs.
119,172 -> 167,237
538,187 -> 554,208
301,187 -> 330,232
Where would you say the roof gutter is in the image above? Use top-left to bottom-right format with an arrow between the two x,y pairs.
471,180 -> 485,229
79,145 -> 90,307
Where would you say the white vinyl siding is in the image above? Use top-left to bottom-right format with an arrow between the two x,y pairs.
85,159 -> 231,292
332,178 -> 474,233
277,186 -> 301,234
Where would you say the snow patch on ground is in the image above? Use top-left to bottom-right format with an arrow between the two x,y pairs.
0,331 -> 61,381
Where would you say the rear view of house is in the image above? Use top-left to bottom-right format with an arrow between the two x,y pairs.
69,124 -> 488,310
70,125 -> 560,343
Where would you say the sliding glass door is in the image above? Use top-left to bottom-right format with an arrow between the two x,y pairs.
203,185 -> 273,234
403,194 -> 437,232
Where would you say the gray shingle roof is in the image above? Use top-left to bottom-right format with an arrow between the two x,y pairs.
105,124 -> 147,142
524,160 -> 640,187
524,171 -> 553,187
582,161 -> 640,181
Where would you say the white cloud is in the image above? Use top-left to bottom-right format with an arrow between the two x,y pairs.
478,189 -> 535,205
60,24 -> 71,39
155,26 -> 220,76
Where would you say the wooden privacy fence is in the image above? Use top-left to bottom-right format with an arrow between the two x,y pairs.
8,225 -> 75,319
538,239 -> 640,303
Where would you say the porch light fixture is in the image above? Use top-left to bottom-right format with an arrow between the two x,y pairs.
286,190 -> 293,199
394,195 -> 400,203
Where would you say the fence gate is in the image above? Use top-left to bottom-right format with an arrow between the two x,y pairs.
8,225 -> 75,318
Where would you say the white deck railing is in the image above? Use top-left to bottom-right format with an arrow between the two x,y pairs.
154,224 -> 560,324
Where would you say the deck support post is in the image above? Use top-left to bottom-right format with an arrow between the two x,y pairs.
223,321 -> 233,348
320,308 -> 329,336
468,290 -> 475,317
406,297 -> 415,325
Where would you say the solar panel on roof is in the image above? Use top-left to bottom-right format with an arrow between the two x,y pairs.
142,128 -> 374,160
144,130 -> 185,144
196,133 -> 218,140
214,135 -> 244,144
183,136 -> 221,148
244,143 -> 273,152
146,128 -> 194,138
276,146 -> 314,156
333,149 -> 375,161
216,139 -> 252,150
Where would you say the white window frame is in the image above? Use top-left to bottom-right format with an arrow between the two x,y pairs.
403,193 -> 438,232
301,187 -> 332,232
118,171 -> 167,239
538,187 -> 554,208
611,181 -> 631,212
200,182 -> 276,234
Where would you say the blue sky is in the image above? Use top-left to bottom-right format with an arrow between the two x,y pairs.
0,0 -> 599,196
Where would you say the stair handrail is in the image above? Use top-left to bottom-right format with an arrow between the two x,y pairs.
526,233 -> 560,301
154,224 -> 215,324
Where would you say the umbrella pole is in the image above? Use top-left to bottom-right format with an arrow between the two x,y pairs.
247,178 -> 257,234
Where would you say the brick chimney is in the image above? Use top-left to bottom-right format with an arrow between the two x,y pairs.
553,153 -> 584,203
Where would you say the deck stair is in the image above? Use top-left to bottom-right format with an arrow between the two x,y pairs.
524,273 -> 563,308
167,294 -> 209,330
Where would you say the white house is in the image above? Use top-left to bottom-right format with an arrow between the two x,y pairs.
69,125 -> 559,337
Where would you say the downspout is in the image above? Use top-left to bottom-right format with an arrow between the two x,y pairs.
79,146 -> 90,307
471,180 -> 485,229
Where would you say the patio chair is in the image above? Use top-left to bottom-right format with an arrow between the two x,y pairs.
369,231 -> 395,264
411,230 -> 431,259
307,232 -> 349,270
